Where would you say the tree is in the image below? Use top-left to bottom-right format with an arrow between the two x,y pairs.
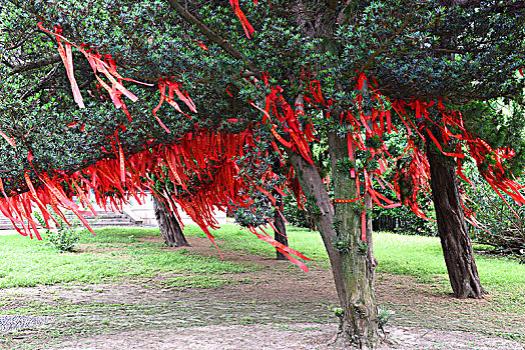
272,192 -> 288,260
427,139 -> 485,297
153,196 -> 189,247
149,172 -> 190,247
232,152 -> 290,260
2,1 -> 525,348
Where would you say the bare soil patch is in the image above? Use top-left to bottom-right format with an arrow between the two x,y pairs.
49,323 -> 523,350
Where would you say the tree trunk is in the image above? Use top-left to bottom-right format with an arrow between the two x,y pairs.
426,141 -> 485,298
288,134 -> 379,348
153,197 -> 190,247
271,157 -> 289,260
273,206 -> 288,260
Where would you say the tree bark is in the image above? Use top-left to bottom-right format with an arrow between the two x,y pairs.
288,134 -> 379,348
271,157 -> 289,260
273,203 -> 288,260
426,141 -> 485,298
153,197 -> 190,247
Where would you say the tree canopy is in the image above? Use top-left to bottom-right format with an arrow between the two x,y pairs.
2,0 -> 524,189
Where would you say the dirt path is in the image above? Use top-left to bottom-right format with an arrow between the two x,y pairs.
0,236 -> 524,349
49,324 -> 523,350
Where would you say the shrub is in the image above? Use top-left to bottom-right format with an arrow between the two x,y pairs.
468,179 -> 525,259
34,211 -> 81,252
373,205 -> 437,236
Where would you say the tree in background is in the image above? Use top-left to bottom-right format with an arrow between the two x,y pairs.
2,1 -> 525,348
233,150 -> 290,260
151,183 -> 189,247
153,197 -> 189,247
464,101 -> 525,257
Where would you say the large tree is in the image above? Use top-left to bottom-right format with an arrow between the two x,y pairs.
2,1 -> 525,348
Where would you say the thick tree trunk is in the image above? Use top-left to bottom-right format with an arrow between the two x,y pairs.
273,206 -> 288,260
426,142 -> 485,298
153,197 -> 190,247
288,134 -> 379,348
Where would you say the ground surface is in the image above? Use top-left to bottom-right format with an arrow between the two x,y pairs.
0,227 -> 524,349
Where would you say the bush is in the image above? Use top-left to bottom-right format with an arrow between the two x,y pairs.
468,179 -> 525,259
373,205 -> 437,236
282,194 -> 316,230
34,211 -> 81,252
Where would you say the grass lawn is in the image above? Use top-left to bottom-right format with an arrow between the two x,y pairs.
186,224 -> 525,314
0,224 -> 524,313
0,227 -> 255,289
1,224 -> 525,349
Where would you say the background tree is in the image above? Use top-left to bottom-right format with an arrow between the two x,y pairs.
233,149 -> 290,260
150,174 -> 190,247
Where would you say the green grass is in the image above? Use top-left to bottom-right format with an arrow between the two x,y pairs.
0,227 -> 254,288
1,224 -> 524,313
185,224 -> 525,313
78,227 -> 160,244
0,234 -> 130,288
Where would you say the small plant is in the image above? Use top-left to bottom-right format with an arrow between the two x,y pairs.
34,211 -> 81,252
333,238 -> 351,253
377,308 -> 395,330
332,306 -> 344,318
357,241 -> 369,254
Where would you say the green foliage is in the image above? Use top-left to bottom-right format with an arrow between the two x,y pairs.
373,205 -> 437,236
365,135 -> 382,149
233,190 -> 275,227
333,237 -> 351,253
332,306 -> 344,318
377,308 -> 395,329
282,193 -> 315,229
468,177 -> 525,259
34,211 -> 81,252
2,0 -> 525,195
357,241 -> 369,254
46,224 -> 81,253
463,101 -> 525,176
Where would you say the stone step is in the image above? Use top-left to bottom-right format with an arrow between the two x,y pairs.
65,213 -> 129,219
0,211 -> 141,230
87,220 -> 137,226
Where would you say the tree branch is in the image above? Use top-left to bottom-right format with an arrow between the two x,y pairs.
20,65 -> 60,99
166,0 -> 259,74
9,55 -> 61,75
4,30 -> 36,51
1,58 -> 14,68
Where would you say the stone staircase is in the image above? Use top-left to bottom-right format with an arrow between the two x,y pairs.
0,216 -> 15,230
0,211 -> 142,230
71,211 -> 143,228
